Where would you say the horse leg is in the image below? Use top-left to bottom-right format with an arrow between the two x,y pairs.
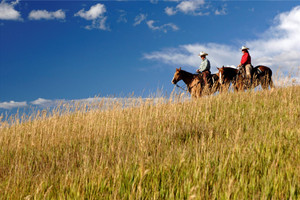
252,73 -> 259,88
233,81 -> 240,92
220,83 -> 229,93
212,82 -> 220,94
226,83 -> 231,92
194,85 -> 202,98
261,81 -> 267,90
261,76 -> 268,90
269,77 -> 274,89
234,84 -> 239,92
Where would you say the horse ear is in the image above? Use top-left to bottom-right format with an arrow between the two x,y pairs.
217,67 -> 219,70
179,67 -> 181,71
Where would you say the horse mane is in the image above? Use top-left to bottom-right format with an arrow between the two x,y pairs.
180,69 -> 198,78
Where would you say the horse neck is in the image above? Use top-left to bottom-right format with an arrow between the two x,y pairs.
225,68 -> 237,77
180,71 -> 196,86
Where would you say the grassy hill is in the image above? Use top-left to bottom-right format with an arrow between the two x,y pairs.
0,86 -> 299,199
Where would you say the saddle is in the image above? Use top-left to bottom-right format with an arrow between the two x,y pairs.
197,71 -> 212,87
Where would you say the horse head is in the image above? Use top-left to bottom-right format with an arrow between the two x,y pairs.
171,67 -> 182,84
217,66 -> 225,84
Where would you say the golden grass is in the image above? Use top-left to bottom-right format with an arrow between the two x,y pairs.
0,86 -> 299,199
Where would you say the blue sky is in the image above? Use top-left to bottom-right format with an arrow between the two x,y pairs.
1,0 -> 300,110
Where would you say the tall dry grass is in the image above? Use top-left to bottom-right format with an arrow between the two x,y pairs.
0,86 -> 299,199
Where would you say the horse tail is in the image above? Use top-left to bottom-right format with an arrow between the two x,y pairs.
268,67 -> 275,88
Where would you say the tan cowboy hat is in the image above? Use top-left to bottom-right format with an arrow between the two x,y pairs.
241,46 -> 249,51
198,51 -> 208,57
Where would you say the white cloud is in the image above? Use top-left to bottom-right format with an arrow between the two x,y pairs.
30,98 -> 59,108
177,0 -> 205,13
75,3 -> 106,20
133,13 -> 147,26
0,0 -> 22,20
245,6 -> 300,71
28,9 -> 65,20
165,7 -> 177,16
0,100 -> 27,109
145,6 -> 300,74
75,3 -> 109,30
165,0 -> 206,16
146,20 -> 179,33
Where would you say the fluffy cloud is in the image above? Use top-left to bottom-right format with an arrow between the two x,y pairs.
165,7 -> 177,16
75,3 -> 109,30
0,0 -> 22,20
145,6 -> 300,74
246,6 -> 300,70
30,98 -> 60,108
165,0 -> 206,16
28,9 -> 65,20
75,3 -> 106,20
146,20 -> 179,33
0,100 -> 27,109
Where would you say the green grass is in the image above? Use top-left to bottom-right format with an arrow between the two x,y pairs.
0,86 -> 299,199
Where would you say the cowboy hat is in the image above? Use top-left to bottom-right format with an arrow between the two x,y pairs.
241,46 -> 249,51
198,51 -> 208,57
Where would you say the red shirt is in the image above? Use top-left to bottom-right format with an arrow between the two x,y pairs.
241,52 -> 251,65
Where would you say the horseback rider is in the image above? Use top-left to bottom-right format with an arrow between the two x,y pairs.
237,46 -> 253,85
196,51 -> 211,86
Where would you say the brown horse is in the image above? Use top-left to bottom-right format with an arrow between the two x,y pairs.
217,65 -> 274,91
171,68 -> 220,98
171,68 -> 204,98
217,66 -> 238,91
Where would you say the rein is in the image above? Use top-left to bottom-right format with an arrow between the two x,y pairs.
175,83 -> 188,91
175,79 -> 201,92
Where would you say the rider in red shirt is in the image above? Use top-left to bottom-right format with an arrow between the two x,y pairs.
240,51 -> 251,66
238,46 -> 253,86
